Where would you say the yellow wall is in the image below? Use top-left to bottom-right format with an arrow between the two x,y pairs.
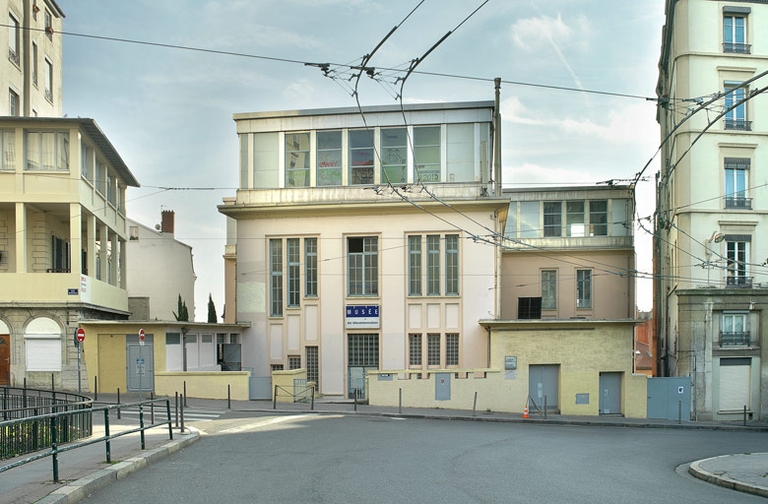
368,322 -> 648,418
155,371 -> 249,401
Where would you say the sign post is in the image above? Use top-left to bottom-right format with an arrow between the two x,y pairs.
138,328 -> 145,401
75,328 -> 85,395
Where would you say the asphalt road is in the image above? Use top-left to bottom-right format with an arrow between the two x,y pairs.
82,412 -> 767,503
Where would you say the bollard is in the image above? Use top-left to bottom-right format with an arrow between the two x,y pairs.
273,385 -> 277,410
180,394 -> 185,433
678,399 -> 682,424
104,409 -> 111,463
175,391 -> 179,428
228,384 -> 231,409
399,388 -> 403,416
311,386 -> 315,410
744,405 -> 748,427
23,378 -> 27,410
51,373 -> 54,393
139,405 -> 145,450
94,376 -> 98,401
473,391 -> 478,417
544,396 -> 548,420
117,388 -> 121,420
354,389 -> 358,412
183,381 -> 187,407
50,415 -> 59,482
151,392 -> 155,424
166,400 -> 174,440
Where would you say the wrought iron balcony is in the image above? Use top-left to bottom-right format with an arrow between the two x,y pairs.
726,276 -> 753,288
725,119 -> 752,131
723,42 -> 751,54
720,331 -> 750,346
725,196 -> 752,210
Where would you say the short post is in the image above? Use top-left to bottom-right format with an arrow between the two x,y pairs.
399,388 -> 402,416
183,381 -> 187,407
104,409 -> 111,463
94,376 -> 98,401
180,395 -> 185,433
744,405 -> 748,426
166,400 -> 174,440
117,388 -> 121,420
227,384 -> 231,409
151,392 -> 155,424
473,391 -> 478,417
678,399 -> 682,424
175,391 -> 179,428
23,378 -> 27,410
273,385 -> 277,410
354,388 -> 358,412
51,373 -> 55,393
311,386 -> 315,410
139,405 -> 145,450
50,415 -> 59,482
544,395 -> 548,419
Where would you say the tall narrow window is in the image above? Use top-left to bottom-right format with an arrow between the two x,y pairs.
445,234 -> 459,295
543,202 -> 562,237
305,237 -> 318,297
25,131 -> 68,171
414,126 -> 440,182
348,236 -> 378,296
566,201 -> 585,237
576,270 -> 592,309
349,129 -> 374,185
446,333 -> 459,366
316,131 -> 342,186
51,235 -> 70,272
287,238 -> 300,307
427,333 -> 440,366
724,158 -> 750,209
541,270 -> 557,310
269,239 -> 283,316
426,235 -> 440,295
409,333 -> 422,366
408,235 -> 422,296
8,14 -> 19,66
0,130 -> 15,171
381,128 -> 407,184
44,59 -> 53,102
721,312 -> 749,346
723,13 -> 749,54
9,89 -> 18,116
589,200 -> 608,236
306,346 -> 319,386
724,83 -> 749,131
32,43 -> 38,87
44,10 -> 52,40
726,239 -> 750,287
285,133 -> 310,187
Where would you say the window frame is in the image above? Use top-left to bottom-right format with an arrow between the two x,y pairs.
543,202 -> 562,237
408,333 -> 422,367
726,239 -> 749,286
724,83 -> 749,131
723,13 -> 749,54
287,238 -> 300,307
427,333 -> 441,366
285,132 -> 310,188
541,270 -> 557,310
445,234 -> 459,296
269,239 -> 283,316
347,236 -> 378,296
724,158 -> 750,209
25,131 -> 69,172
576,269 -> 592,309
414,126 -> 441,183
589,200 -> 608,236
348,129 -> 375,185
381,127 -> 407,184
426,235 -> 441,296
408,235 -> 422,296
305,237 -> 318,298
446,333 -> 459,367
316,130 -> 342,186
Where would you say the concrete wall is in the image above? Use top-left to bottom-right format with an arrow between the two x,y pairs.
155,371 -> 249,401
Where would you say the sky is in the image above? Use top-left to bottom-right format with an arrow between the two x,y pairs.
58,0 -> 665,320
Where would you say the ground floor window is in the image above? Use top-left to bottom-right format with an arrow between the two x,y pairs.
306,346 -> 318,386
25,317 -> 61,371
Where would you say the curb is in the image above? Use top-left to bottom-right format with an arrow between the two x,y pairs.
34,428 -> 200,504
689,455 -> 768,499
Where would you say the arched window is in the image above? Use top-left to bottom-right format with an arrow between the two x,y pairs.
25,317 -> 62,371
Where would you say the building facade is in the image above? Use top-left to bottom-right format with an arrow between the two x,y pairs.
126,210 -> 196,322
656,0 -> 768,420
0,117 -> 139,388
2,0 -> 64,117
219,100 -> 507,399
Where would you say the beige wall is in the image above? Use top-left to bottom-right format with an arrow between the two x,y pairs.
155,371 -> 249,401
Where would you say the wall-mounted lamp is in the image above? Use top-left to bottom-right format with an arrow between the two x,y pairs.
704,231 -> 725,259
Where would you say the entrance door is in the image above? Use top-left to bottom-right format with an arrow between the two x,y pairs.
599,372 -> 622,414
347,333 -> 379,398
127,343 -> 154,392
0,335 -> 10,385
529,365 -> 559,411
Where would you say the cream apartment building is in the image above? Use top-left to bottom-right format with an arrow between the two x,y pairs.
219,100 -> 507,399
2,0 -> 63,118
0,117 -> 139,389
656,0 -> 768,420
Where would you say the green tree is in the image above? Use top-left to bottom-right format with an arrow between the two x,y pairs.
173,294 -> 189,322
207,294 -> 217,323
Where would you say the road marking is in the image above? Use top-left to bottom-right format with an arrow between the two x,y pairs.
219,414 -> 343,434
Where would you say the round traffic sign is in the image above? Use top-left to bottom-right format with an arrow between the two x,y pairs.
139,328 -> 145,341
76,327 -> 85,343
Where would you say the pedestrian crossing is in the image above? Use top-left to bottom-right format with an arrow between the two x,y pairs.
110,406 -> 225,423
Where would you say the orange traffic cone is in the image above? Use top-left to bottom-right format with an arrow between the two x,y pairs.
523,403 -> 530,419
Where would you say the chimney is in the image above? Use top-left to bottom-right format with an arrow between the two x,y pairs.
161,210 -> 175,234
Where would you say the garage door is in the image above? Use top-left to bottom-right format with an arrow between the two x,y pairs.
719,358 -> 750,411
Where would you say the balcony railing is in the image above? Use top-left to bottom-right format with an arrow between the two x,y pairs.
725,196 -> 752,210
720,331 -> 750,346
725,119 -> 752,131
726,276 -> 753,289
723,42 -> 751,54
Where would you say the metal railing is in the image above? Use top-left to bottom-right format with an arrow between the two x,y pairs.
720,331 -> 750,346
725,196 -> 752,210
726,276 -> 753,288
273,384 -> 315,409
723,42 -> 751,54
724,118 -> 752,131
0,398 -> 174,482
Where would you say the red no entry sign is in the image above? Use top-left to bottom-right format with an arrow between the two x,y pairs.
139,328 -> 145,346
75,327 -> 85,343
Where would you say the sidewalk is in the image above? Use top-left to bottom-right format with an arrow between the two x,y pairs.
3,392 -> 766,503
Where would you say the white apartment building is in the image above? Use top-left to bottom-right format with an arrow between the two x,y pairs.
2,0 -> 63,117
219,100 -> 507,399
656,0 -> 768,420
